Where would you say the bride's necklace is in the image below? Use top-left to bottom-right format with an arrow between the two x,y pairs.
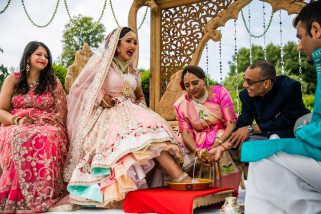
112,58 -> 134,98
113,57 -> 129,73
193,89 -> 208,104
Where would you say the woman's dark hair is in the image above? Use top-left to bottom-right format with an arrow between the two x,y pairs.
180,65 -> 206,90
249,60 -> 276,81
119,27 -> 133,40
15,41 -> 56,95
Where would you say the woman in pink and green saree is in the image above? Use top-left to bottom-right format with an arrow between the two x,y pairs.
174,65 -> 241,191
0,41 -> 68,213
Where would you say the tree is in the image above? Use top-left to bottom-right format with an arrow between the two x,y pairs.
61,15 -> 105,67
225,41 -> 315,94
0,64 -> 9,88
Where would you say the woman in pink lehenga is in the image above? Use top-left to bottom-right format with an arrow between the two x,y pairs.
63,27 -> 192,208
174,65 -> 241,192
0,41 -> 68,213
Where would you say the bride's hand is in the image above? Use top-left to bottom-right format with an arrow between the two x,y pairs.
101,94 -> 115,108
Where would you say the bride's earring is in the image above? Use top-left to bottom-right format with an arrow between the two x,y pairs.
116,47 -> 120,53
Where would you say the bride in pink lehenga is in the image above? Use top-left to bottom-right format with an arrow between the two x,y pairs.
63,27 -> 192,208
0,41 -> 68,213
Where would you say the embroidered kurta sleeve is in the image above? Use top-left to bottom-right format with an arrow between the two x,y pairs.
218,86 -> 238,123
39,78 -> 67,127
51,78 -> 68,126
295,71 -> 321,148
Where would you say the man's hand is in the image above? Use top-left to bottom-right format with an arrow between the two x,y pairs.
228,126 -> 250,148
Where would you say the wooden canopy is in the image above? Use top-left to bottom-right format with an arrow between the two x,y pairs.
128,0 -> 305,120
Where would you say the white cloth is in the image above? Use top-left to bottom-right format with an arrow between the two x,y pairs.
245,152 -> 321,214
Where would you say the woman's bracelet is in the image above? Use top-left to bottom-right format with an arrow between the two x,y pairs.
219,144 -> 227,151
194,148 -> 201,156
11,116 -> 21,125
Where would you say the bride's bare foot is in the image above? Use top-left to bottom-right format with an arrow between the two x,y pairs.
181,176 -> 192,183
173,172 -> 194,183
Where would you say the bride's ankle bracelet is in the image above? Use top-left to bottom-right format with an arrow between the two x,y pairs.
172,172 -> 188,183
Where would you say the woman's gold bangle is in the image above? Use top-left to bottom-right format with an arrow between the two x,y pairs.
11,116 -> 21,125
11,116 -> 17,125
219,144 -> 227,151
194,148 -> 201,156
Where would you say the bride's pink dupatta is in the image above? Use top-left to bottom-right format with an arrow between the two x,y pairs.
63,28 -> 122,181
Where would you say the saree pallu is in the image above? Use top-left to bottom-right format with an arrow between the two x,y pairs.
174,85 -> 241,191
0,75 -> 68,213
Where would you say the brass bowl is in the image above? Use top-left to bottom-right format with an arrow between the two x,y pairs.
166,178 -> 213,191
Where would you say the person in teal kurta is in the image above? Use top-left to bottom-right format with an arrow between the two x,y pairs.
242,2 -> 321,213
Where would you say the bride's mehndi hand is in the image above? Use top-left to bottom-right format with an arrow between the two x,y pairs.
101,94 -> 115,108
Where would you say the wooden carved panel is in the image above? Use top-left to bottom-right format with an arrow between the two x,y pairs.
159,0 -> 235,95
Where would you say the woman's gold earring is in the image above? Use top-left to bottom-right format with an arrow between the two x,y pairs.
26,60 -> 30,74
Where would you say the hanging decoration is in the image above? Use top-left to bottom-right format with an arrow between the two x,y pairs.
64,0 -> 107,34
262,1 -> 267,60
241,6 -> 274,39
219,39 -> 223,84
298,40 -> 303,85
279,10 -> 285,74
0,0 -> 11,14
242,2 -> 272,62
247,4 -> 253,64
234,19 -> 239,114
205,43 -> 209,85
109,0 -> 148,30
2,0 -> 150,31
109,0 -> 120,27
21,0 -> 60,28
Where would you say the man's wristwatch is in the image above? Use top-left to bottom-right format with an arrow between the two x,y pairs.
248,125 -> 255,134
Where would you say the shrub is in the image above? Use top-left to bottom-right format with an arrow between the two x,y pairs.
52,63 -> 67,86
302,94 -> 314,111
141,69 -> 150,106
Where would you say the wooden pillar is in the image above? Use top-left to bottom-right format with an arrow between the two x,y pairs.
150,9 -> 161,110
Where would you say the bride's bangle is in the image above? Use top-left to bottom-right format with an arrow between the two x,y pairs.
102,99 -> 111,108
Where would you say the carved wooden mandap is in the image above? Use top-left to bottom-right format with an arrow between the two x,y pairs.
127,0 -> 306,126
